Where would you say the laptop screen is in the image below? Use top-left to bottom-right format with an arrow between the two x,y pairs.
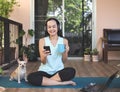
100,70 -> 119,92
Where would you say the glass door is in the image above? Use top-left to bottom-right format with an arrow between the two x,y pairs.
64,0 -> 92,57
35,0 -> 92,57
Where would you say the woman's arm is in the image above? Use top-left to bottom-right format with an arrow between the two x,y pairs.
62,38 -> 69,63
39,38 -> 50,64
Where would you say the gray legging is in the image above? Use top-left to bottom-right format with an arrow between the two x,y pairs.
27,67 -> 76,86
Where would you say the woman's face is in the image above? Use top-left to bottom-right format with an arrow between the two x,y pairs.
47,20 -> 58,36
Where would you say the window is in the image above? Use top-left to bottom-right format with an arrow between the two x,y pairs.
35,0 -> 92,57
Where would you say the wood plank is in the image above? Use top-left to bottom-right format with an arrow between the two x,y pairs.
2,59 -> 120,92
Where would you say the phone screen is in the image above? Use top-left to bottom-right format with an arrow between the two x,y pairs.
44,46 -> 51,54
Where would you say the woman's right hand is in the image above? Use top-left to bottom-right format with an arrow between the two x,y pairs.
39,38 -> 50,64
41,49 -> 51,64
43,49 -> 51,57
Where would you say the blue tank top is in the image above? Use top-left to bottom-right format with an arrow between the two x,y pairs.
38,36 -> 64,75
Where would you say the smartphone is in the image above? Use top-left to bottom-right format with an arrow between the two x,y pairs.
44,46 -> 51,54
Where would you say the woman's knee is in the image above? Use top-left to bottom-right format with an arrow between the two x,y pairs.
27,72 -> 43,86
65,67 -> 76,76
27,73 -> 34,82
59,67 -> 76,81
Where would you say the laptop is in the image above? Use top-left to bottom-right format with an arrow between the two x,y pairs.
80,70 -> 119,92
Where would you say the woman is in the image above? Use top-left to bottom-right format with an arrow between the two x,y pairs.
0,87 -> 5,92
27,17 -> 76,86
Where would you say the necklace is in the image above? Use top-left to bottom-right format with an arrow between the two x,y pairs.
50,36 -> 58,46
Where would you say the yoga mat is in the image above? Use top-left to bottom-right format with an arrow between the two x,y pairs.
0,77 -> 120,88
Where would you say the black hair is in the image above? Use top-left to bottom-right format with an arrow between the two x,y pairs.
44,17 -> 63,37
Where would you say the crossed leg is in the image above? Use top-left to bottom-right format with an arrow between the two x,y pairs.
41,73 -> 76,86
27,67 -> 76,86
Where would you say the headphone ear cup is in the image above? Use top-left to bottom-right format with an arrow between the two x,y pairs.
58,23 -> 61,31
57,23 -> 63,36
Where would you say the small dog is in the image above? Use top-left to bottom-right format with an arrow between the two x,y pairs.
9,57 -> 28,83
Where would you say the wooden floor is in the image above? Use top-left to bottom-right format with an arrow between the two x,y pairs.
3,59 -> 120,92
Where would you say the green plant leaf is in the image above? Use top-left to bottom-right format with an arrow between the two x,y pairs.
19,30 -> 25,37
84,48 -> 91,55
91,48 -> 99,55
0,67 -> 3,74
28,29 -> 34,37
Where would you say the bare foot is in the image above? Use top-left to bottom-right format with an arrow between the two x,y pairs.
62,81 -> 76,86
0,86 -> 5,92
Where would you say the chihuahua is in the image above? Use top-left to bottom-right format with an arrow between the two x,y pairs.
9,57 -> 28,83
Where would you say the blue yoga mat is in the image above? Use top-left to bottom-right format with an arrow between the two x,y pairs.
0,76 -> 120,88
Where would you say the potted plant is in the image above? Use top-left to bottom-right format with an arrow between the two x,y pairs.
16,29 -> 37,61
20,44 -> 37,61
91,48 -> 99,62
0,67 -> 3,76
84,48 -> 91,61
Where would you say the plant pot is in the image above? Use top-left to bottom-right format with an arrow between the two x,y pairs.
84,55 -> 91,61
92,55 -> 99,62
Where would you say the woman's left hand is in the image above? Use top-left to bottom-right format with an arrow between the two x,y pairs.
62,38 -> 69,62
65,45 -> 69,53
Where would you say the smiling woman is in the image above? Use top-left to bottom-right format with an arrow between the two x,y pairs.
27,17 -> 76,86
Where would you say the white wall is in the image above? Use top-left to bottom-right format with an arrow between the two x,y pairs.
96,0 -> 120,60
10,0 -> 120,60
10,0 -> 34,45
10,0 -> 30,31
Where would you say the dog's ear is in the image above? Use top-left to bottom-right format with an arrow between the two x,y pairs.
17,58 -> 20,63
23,56 -> 28,63
22,54 -> 28,63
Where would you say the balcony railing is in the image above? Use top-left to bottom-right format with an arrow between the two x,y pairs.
0,16 -> 22,69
